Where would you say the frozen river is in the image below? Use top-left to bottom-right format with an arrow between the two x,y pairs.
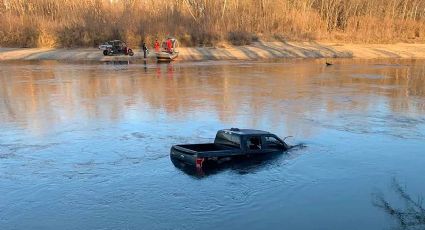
1,59 -> 425,230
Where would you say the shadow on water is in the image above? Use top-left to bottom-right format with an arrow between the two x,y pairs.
171,144 -> 306,179
373,178 -> 425,230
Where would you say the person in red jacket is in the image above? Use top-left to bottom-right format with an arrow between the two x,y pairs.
154,40 -> 160,52
166,39 -> 173,53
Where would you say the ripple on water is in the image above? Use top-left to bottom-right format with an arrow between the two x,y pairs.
307,113 -> 425,140
0,143 -> 60,160
351,73 -> 388,80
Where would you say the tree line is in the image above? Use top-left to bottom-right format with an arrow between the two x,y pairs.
0,0 -> 424,47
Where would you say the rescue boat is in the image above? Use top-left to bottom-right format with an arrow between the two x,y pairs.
156,38 -> 179,62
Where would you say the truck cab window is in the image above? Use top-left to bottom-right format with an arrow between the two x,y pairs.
247,137 -> 262,150
214,132 -> 241,148
265,136 -> 283,148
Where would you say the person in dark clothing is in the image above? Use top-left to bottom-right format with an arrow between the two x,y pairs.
142,42 -> 148,58
248,137 -> 261,150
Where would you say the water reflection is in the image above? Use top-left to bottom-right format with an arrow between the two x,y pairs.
1,59 -> 424,139
103,60 -> 131,65
373,178 -> 425,230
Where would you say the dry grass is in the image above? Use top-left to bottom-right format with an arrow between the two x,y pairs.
1,0 -> 425,48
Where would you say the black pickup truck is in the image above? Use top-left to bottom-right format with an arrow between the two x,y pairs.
170,128 -> 290,168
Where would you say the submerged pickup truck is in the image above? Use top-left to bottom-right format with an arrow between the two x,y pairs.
170,128 -> 290,168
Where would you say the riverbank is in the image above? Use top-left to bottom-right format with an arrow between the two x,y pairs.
1,42 -> 425,62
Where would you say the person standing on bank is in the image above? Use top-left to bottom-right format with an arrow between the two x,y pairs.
142,42 -> 148,58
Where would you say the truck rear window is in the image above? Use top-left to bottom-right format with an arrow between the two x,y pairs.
214,132 -> 241,148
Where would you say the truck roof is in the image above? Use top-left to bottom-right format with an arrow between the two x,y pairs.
221,128 -> 271,136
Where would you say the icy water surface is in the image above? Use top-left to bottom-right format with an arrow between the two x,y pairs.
1,59 -> 425,230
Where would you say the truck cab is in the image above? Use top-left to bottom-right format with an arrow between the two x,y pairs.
170,128 -> 289,168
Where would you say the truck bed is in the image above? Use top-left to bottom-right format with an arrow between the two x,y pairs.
171,143 -> 243,166
175,143 -> 232,152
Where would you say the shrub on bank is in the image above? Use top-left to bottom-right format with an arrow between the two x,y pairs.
1,0 -> 425,48
228,31 -> 257,46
